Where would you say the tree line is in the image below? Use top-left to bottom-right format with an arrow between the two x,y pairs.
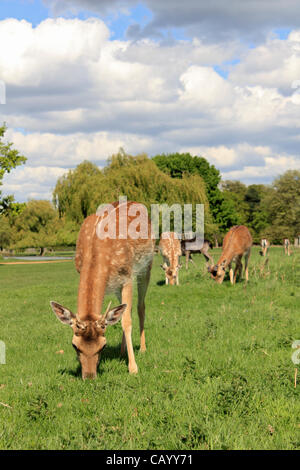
0,125 -> 300,254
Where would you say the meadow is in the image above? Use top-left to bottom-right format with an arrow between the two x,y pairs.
0,246 -> 299,450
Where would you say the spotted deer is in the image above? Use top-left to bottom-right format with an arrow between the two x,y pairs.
50,200 -> 154,379
260,238 -> 270,257
159,232 -> 182,285
284,238 -> 291,256
208,225 -> 252,284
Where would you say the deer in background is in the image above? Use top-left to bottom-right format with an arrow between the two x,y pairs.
260,238 -> 270,257
208,225 -> 252,284
159,232 -> 182,285
50,200 -> 154,379
181,236 -> 214,269
284,238 -> 291,256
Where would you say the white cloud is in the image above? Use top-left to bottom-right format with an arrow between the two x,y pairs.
3,166 -> 68,201
179,66 -> 234,108
0,17 -> 300,201
44,0 -> 300,43
4,129 -> 154,167
0,18 -> 109,87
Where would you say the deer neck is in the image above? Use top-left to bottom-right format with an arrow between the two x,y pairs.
77,253 -> 109,321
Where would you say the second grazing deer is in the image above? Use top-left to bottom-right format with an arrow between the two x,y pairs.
284,238 -> 291,256
260,238 -> 270,257
159,232 -> 182,285
208,225 -> 252,284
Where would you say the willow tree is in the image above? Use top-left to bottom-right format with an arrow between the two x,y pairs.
53,151 -> 216,237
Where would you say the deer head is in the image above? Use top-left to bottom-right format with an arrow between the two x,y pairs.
161,262 -> 182,285
50,301 -> 126,379
208,260 -> 226,284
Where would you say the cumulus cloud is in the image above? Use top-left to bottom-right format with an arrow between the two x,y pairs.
3,165 -> 68,201
229,32 -> 300,94
0,16 -> 300,201
4,129 -> 153,168
44,0 -> 300,42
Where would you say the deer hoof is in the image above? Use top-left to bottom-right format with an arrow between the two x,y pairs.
129,364 -> 138,374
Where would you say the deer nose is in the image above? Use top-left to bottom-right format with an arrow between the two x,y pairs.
82,372 -> 97,380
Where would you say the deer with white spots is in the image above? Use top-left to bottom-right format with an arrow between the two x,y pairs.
284,238 -> 291,256
159,232 -> 182,285
50,200 -> 154,379
208,225 -> 252,285
260,238 -> 269,257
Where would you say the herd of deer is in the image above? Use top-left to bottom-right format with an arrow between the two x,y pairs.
50,200 -> 292,379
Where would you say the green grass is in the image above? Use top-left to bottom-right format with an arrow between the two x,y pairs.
0,246 -> 300,450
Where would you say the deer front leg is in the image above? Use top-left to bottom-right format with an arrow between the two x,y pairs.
120,281 -> 138,374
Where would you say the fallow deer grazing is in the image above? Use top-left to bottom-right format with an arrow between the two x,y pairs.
159,232 -> 182,285
208,225 -> 252,284
50,200 -> 154,379
181,237 -> 214,269
284,238 -> 291,256
260,238 -> 270,257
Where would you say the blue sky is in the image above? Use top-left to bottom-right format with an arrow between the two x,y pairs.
0,0 -> 48,26
1,0 -> 300,201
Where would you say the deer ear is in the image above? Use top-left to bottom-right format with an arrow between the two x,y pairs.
50,301 -> 76,326
105,304 -> 127,326
160,263 -> 168,271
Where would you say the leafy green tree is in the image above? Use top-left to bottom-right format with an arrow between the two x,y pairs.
152,152 -> 236,232
0,215 -> 12,251
221,180 -> 248,224
221,181 -> 274,241
263,170 -> 300,241
12,200 -> 60,255
0,124 -> 27,208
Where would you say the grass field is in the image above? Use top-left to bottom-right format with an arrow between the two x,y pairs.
0,246 -> 300,450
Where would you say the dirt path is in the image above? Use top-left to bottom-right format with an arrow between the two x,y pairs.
0,259 -> 73,265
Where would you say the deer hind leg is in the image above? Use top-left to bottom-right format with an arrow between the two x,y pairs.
244,249 -> 251,282
189,253 -> 196,267
120,280 -> 138,374
137,263 -> 152,353
233,257 -> 242,284
185,251 -> 189,269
